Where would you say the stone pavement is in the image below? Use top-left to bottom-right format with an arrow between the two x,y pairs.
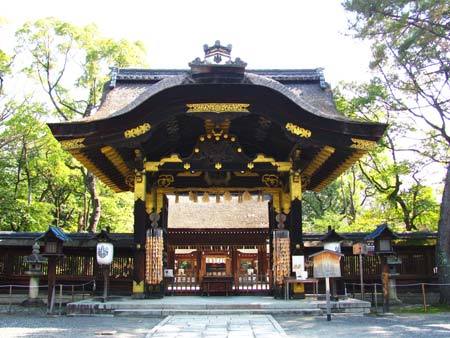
146,314 -> 287,338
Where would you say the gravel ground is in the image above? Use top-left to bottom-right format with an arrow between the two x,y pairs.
2,312 -> 450,337
0,314 -> 162,337
275,313 -> 450,337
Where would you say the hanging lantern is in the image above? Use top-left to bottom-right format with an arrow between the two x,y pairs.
224,191 -> 232,202
188,191 -> 194,201
175,194 -> 179,203
238,194 -> 243,203
193,192 -> 198,203
202,192 -> 210,203
216,194 -> 221,203
243,190 -> 252,201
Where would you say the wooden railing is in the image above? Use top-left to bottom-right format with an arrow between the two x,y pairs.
166,275 -> 200,295
1,249 -> 437,295
236,273 -> 271,294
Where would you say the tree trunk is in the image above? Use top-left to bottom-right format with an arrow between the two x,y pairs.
437,163 -> 450,304
86,171 -> 101,232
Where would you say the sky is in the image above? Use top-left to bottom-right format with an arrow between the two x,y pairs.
1,0 -> 373,86
1,0 -> 445,189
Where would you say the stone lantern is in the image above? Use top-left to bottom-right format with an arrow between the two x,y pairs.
22,242 -> 47,306
365,224 -> 399,312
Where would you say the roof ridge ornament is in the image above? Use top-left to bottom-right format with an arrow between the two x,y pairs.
189,41 -> 247,77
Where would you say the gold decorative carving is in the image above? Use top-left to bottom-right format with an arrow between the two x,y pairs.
350,138 -> 377,150
132,281 -> 144,293
70,150 -> 123,192
247,162 -> 254,169
289,171 -> 302,201
253,154 -> 276,165
145,191 -> 154,214
145,162 -> 159,172
160,154 -> 182,164
183,163 -> 191,170
124,123 -> 151,139
186,103 -> 250,113
271,190 -> 282,214
215,162 -> 222,170
144,154 -> 182,172
156,191 -> 164,214
134,170 -> 146,201
177,171 -> 202,177
275,162 -> 292,172
285,122 -> 312,138
303,146 -> 335,177
157,175 -> 174,188
233,171 -> 259,177
125,174 -> 135,188
281,192 -> 291,214
262,174 -> 280,187
60,138 -> 85,150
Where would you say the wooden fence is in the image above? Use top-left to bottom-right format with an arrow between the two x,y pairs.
0,245 -> 437,295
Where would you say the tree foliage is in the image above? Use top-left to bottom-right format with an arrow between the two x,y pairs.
344,0 -> 450,303
0,18 -> 145,233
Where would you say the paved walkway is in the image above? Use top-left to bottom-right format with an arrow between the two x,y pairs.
146,314 -> 286,338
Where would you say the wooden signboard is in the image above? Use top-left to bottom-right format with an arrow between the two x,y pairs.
310,250 -> 344,278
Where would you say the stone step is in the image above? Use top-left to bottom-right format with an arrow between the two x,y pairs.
113,308 -> 323,316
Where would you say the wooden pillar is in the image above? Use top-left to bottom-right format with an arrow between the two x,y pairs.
167,246 -> 175,270
47,256 -> 56,308
268,201 -> 275,286
286,171 -> 303,257
196,250 -> 202,282
258,245 -> 267,276
232,248 -> 238,288
132,169 -> 146,298
382,256 -> 390,313
162,195 -> 169,271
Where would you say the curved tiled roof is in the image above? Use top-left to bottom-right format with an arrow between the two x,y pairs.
81,68 -> 350,123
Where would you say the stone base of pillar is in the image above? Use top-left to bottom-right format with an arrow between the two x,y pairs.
273,285 -> 284,299
146,282 -> 164,299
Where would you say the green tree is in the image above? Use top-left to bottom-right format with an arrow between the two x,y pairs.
15,18 -> 147,232
344,0 -> 450,303
337,81 -> 440,231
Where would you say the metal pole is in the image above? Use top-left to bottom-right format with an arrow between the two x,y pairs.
8,285 -> 12,313
325,277 -> 331,321
102,265 -> 109,302
49,285 -> 55,314
359,254 -> 364,301
59,284 -> 63,315
374,283 -> 378,313
421,283 -> 427,312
